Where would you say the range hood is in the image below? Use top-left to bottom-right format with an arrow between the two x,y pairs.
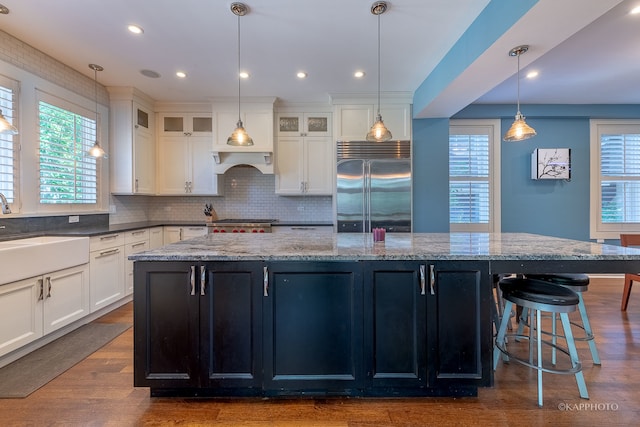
212,97 -> 276,174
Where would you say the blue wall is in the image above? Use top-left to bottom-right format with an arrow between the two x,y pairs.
412,118 -> 450,232
412,104 -> 640,240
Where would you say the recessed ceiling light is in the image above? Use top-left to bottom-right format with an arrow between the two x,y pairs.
631,6 -> 640,14
297,72 -> 308,79
128,24 -> 144,34
354,71 -> 365,78
176,71 -> 187,78
0,4 -> 10,14
526,70 -> 539,79
239,71 -> 250,79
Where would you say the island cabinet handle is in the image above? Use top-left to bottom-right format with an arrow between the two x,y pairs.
200,265 -> 206,296
190,266 -> 196,296
429,265 -> 435,295
419,265 -> 426,295
263,266 -> 269,297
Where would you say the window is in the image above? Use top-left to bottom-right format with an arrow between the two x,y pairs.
590,119 -> 640,239
38,93 -> 98,205
449,120 -> 501,232
0,76 -> 19,207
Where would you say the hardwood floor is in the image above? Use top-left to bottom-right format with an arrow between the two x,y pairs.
1,277 -> 639,426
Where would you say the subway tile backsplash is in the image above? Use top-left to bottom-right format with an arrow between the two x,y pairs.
110,166 -> 333,224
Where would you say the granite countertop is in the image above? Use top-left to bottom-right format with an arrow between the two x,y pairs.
128,232 -> 640,262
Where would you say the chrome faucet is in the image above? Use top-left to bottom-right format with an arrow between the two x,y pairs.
0,192 -> 11,214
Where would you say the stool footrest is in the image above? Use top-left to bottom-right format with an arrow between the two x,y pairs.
495,334 -> 582,375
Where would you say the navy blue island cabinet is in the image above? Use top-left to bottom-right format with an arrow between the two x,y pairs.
133,260 -> 492,398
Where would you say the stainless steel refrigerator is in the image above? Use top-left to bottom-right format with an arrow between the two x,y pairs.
336,141 -> 412,233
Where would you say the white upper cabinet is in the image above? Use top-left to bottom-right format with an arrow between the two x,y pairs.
275,136 -> 333,195
277,112 -> 332,137
107,87 -> 156,195
155,105 -> 223,196
275,110 -> 333,196
332,94 -> 413,141
159,113 -> 214,137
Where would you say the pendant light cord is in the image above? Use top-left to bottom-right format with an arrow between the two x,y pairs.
237,13 -> 241,122
516,51 -> 521,114
376,11 -> 381,116
94,67 -> 99,127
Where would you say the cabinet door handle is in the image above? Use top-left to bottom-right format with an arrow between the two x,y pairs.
263,266 -> 269,297
190,265 -> 196,295
419,264 -> 426,295
135,178 -> 139,192
37,278 -> 44,301
429,265 -> 436,295
200,265 -> 206,296
132,242 -> 146,249
299,182 -> 304,192
100,234 -> 119,241
98,248 -> 120,257
45,276 -> 52,299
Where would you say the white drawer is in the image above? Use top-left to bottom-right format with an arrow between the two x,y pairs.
90,233 -> 124,252
125,239 -> 149,255
125,228 -> 149,244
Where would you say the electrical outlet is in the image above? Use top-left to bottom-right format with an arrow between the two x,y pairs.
68,215 -> 80,223
109,204 -> 116,213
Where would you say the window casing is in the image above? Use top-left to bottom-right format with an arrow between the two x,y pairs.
590,119 -> 640,239
0,75 -> 19,209
38,92 -> 98,206
449,120 -> 501,232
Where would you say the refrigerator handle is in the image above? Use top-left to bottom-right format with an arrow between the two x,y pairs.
365,161 -> 371,232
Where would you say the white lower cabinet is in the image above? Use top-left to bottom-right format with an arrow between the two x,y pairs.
271,225 -> 334,234
149,226 -> 164,249
124,229 -> 150,296
163,226 -> 207,244
0,263 -> 89,358
89,233 -> 125,313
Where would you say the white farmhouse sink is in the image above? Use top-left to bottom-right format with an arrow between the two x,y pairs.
0,236 -> 90,285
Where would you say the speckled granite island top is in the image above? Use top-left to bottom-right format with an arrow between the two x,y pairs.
129,232 -> 640,262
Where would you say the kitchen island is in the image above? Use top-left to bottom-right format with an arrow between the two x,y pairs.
131,232 -> 640,398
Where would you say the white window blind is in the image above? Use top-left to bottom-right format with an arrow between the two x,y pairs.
449,120 -> 500,233
600,133 -> 640,223
0,80 -> 18,205
449,134 -> 490,224
589,120 -> 640,239
39,100 -> 97,204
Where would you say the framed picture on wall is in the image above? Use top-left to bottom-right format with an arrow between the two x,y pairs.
531,148 -> 571,180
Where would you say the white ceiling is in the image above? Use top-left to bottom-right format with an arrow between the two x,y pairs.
0,0 -> 638,117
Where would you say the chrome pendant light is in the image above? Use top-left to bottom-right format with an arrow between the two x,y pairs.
366,1 -> 392,142
227,2 -> 253,146
87,63 -> 106,157
503,45 -> 536,142
0,109 -> 18,135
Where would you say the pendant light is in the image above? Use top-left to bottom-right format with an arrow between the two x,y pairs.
87,63 -> 106,157
503,45 -> 536,142
0,109 -> 18,135
366,1 -> 392,142
227,2 -> 253,146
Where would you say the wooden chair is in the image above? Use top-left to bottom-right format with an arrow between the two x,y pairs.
619,234 -> 640,311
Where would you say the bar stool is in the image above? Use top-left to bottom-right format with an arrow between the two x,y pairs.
524,274 -> 600,365
493,277 -> 589,407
